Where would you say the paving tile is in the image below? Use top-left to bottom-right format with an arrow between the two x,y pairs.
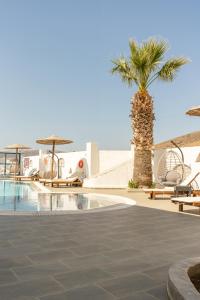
55,267 -> 113,289
147,285 -> 168,300
0,278 -> 63,299
120,291 -> 158,299
0,257 -> 32,269
104,239 -> 139,250
0,240 -> 12,248
70,244 -> 111,256
62,253 -> 113,269
101,258 -> 152,276
28,248 -> 74,263
103,248 -> 141,261
1,204 -> 200,299
9,237 -> 49,247
142,264 -> 171,284
177,244 -> 200,256
0,269 -> 18,285
13,262 -> 70,281
40,285 -> 116,300
14,297 -> 36,300
0,245 -> 41,258
135,253 -> 169,266
98,273 -> 158,298
47,239 -> 79,249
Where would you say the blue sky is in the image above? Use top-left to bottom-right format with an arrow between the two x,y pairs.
0,0 -> 200,151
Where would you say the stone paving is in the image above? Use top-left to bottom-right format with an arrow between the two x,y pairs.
0,204 -> 200,299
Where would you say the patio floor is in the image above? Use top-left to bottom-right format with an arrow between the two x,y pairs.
0,203 -> 200,299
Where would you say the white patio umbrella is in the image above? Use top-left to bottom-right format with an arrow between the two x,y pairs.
36,135 -> 73,179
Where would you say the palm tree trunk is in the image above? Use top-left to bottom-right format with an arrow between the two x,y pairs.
130,91 -> 154,186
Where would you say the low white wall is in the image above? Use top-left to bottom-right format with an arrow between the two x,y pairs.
83,160 -> 133,188
22,142 -> 134,188
99,150 -> 132,173
23,151 -> 87,179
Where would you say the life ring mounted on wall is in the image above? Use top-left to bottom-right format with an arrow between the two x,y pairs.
78,160 -> 84,168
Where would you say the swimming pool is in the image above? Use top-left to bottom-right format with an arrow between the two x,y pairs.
0,180 -> 134,214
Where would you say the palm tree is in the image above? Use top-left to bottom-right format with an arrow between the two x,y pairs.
111,38 -> 189,186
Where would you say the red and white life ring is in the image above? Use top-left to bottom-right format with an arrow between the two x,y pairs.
78,160 -> 84,168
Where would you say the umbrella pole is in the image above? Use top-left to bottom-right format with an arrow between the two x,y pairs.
51,142 -> 55,179
15,148 -> 18,177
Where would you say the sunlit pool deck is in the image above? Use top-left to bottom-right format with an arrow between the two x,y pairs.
0,187 -> 200,299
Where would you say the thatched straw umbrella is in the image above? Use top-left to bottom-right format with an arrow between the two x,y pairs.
5,144 -> 30,176
36,135 -> 73,179
186,106 -> 200,117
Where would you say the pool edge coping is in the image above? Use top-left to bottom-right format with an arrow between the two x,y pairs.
0,180 -> 136,215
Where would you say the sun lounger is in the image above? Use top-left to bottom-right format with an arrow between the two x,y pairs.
192,190 -> 200,197
39,178 -> 47,184
40,176 -> 82,187
144,188 -> 174,199
14,170 -> 40,181
171,196 -> 200,212
144,187 -> 193,200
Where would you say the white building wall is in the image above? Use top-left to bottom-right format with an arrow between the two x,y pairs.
22,142 -> 134,188
86,143 -> 99,177
56,151 -> 87,178
23,151 -> 87,179
179,146 -> 200,166
83,159 -> 133,188
99,151 -> 132,173
23,156 -> 39,176
174,146 -> 200,186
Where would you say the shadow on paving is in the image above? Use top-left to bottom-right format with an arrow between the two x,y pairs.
0,205 -> 199,299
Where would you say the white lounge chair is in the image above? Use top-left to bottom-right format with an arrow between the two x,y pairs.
14,169 -> 40,181
40,176 -> 82,187
171,196 -> 200,212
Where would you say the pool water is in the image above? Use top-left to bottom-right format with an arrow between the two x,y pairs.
0,180 -> 130,213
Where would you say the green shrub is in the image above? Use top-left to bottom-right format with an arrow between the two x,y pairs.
150,182 -> 156,188
128,179 -> 139,189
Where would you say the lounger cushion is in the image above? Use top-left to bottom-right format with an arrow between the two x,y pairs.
162,181 -> 177,187
166,171 -> 181,182
28,168 -> 37,176
67,176 -> 79,182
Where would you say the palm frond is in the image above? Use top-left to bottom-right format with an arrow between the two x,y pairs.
129,39 -> 138,59
111,57 -> 138,86
111,37 -> 189,91
129,43 -> 150,89
129,39 -> 168,89
158,57 -> 189,81
142,38 -> 169,71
